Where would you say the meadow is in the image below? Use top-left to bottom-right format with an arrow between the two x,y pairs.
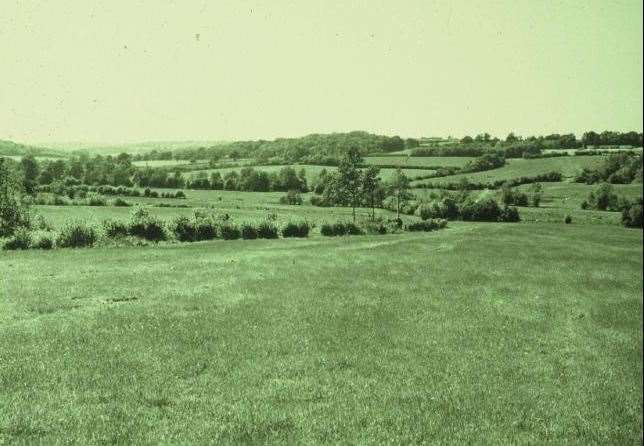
1,136 -> 642,444
1,223 -> 641,444
411,156 -> 602,186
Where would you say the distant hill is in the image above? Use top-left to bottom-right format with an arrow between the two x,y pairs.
0,140 -> 65,158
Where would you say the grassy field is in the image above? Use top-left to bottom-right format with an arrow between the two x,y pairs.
411,156 -> 603,186
1,223 -> 641,444
364,156 -> 474,168
33,189 -> 408,230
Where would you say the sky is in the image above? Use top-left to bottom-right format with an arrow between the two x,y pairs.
1,0 -> 642,145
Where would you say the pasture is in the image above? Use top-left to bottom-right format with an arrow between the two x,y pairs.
411,156 -> 603,186
1,223 -> 641,444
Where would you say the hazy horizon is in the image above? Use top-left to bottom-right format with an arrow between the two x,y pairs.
2,0 -> 642,145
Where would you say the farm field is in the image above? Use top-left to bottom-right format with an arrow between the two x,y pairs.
1,223 -> 641,444
364,156 -> 474,168
411,156 -> 603,186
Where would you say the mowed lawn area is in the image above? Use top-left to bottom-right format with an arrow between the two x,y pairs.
1,223 -> 641,444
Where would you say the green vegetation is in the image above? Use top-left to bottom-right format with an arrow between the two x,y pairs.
1,224 -> 640,443
1,130 -> 642,443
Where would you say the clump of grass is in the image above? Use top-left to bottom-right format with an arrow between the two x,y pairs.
219,223 -> 241,240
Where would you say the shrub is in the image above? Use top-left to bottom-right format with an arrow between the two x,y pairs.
2,228 -> 32,250
345,222 -> 363,235
282,221 -> 310,238
128,207 -> 167,242
241,223 -> 258,239
459,197 -> 503,222
320,223 -> 335,236
564,215 -> 572,224
56,221 -> 97,248
86,194 -> 107,206
112,197 -> 130,207
257,221 -> 279,239
622,200 -> 643,228
102,219 -> 129,238
171,216 -> 197,242
195,217 -> 217,241
219,223 -> 241,240
363,220 -> 388,234
499,206 -> 521,222
33,231 -> 55,249
279,190 -> 303,205
174,190 -> 186,199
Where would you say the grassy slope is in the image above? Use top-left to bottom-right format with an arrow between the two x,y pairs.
411,156 -> 603,186
364,156 -> 474,168
1,223 -> 642,444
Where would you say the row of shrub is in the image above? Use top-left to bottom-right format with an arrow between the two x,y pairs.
2,209 -> 314,250
29,194 -> 131,207
413,171 -> 562,190
406,219 -> 448,231
38,183 -> 186,199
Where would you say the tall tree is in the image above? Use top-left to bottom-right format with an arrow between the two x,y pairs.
336,147 -> 363,222
387,168 -> 411,220
20,155 -> 39,194
361,165 -> 382,220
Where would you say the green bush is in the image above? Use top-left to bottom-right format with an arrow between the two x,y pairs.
320,223 -> 335,236
195,217 -> 217,241
2,228 -> 32,250
282,221 -> 310,238
86,194 -> 107,206
128,207 -> 167,242
219,223 -> 241,240
33,231 -> 55,250
102,219 -> 129,238
171,216 -> 197,242
564,215 -> 572,224
112,197 -> 130,207
320,221 -> 363,236
406,219 -> 447,232
622,200 -> 643,228
499,206 -> 521,222
459,197 -> 503,222
257,221 -> 279,239
56,221 -> 97,248
241,223 -> 258,239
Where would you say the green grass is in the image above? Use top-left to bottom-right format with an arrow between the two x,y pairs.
411,156 -> 603,186
33,189 -> 406,229
132,159 -> 197,168
364,156 -> 474,168
1,223 -> 641,443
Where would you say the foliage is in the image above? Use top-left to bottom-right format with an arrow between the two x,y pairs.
56,221 -> 98,248
257,221 -> 279,239
281,221 -> 310,238
2,227 -> 32,250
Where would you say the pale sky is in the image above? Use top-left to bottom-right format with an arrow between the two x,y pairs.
1,0 -> 642,144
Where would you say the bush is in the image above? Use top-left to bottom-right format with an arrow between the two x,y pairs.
171,216 -> 197,242
241,223 -> 258,239
459,197 -> 503,222
564,215 -> 572,224
112,197 -> 130,207
195,217 -> 217,241
363,220 -> 388,234
282,221 -> 310,238
33,231 -> 55,249
219,223 -> 241,240
174,190 -> 186,199
407,220 -> 438,231
279,190 -> 303,205
128,207 -> 167,242
257,221 -> 279,239
102,219 -> 129,238
320,221 -> 363,236
56,221 -> 97,248
499,206 -> 521,222
86,194 -> 107,206
2,228 -> 32,250
622,200 -> 643,228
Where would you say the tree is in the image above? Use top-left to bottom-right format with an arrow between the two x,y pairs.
336,147 -> 363,222
361,166 -> 382,220
530,182 -> 543,207
387,168 -> 411,220
0,158 -> 30,236
20,155 -> 40,194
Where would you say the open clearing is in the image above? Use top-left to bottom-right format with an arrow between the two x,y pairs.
1,223 -> 641,444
